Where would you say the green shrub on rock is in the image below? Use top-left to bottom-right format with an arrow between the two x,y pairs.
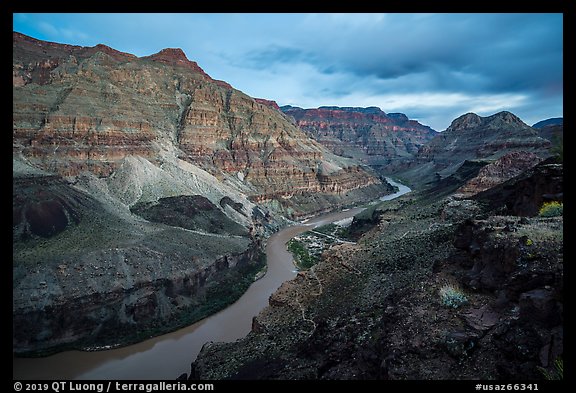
439,284 -> 468,309
538,201 -> 563,217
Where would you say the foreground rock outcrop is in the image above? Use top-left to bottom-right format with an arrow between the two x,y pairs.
191,160 -> 562,380
456,151 -> 543,198
13,164 -> 265,354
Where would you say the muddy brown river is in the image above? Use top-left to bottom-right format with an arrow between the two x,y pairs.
13,178 -> 410,380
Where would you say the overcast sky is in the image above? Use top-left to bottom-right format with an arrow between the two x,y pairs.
13,13 -> 563,131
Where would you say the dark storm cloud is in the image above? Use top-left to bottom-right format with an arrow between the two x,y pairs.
244,13 -> 562,95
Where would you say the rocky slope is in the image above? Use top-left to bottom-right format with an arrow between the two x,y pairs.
13,159 -> 265,354
472,157 -> 563,217
531,119 -> 562,157
395,111 -> 551,186
191,159 -> 563,380
455,151 -> 543,198
281,106 -> 437,166
537,124 -> 563,145
13,32 -> 392,355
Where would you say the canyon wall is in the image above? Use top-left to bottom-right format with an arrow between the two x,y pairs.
281,105 -> 437,165
395,111 -> 551,186
13,32 -> 386,214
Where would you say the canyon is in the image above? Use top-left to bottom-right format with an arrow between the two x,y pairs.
192,156 -> 562,380
12,32 -> 392,356
13,32 -> 562,381
13,32 -> 387,217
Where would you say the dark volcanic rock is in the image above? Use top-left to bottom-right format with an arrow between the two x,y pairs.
13,169 -> 265,355
519,289 -> 561,328
13,176 -> 86,240
131,195 -> 249,236
473,158 -> 563,216
192,162 -> 562,380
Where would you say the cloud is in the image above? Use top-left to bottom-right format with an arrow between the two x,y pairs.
34,20 -> 90,43
241,46 -> 313,70
237,14 -> 561,95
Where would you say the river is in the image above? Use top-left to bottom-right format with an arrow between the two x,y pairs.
13,178 -> 411,380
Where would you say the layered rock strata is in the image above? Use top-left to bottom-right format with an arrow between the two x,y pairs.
396,111 -> 551,186
13,32 -> 386,213
456,151 -> 543,198
12,32 -> 390,354
282,105 -> 437,165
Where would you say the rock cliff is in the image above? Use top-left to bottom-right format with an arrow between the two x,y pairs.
192,160 -> 563,380
281,106 -> 437,165
13,161 -> 264,354
13,32 -> 386,215
456,151 -> 543,198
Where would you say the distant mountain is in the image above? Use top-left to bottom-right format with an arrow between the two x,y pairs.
397,111 -> 551,185
532,117 -> 563,128
281,105 -> 437,166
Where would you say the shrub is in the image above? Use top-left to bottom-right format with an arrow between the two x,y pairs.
439,284 -> 468,309
287,239 -> 317,269
539,358 -> 563,380
538,201 -> 563,217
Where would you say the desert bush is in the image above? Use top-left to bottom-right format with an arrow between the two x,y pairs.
538,201 -> 563,217
287,239 -> 317,269
439,284 -> 468,309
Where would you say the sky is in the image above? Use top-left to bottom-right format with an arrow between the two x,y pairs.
13,13 -> 563,131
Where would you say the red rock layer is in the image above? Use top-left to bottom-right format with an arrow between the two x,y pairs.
254,98 -> 281,110
282,106 -> 437,163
